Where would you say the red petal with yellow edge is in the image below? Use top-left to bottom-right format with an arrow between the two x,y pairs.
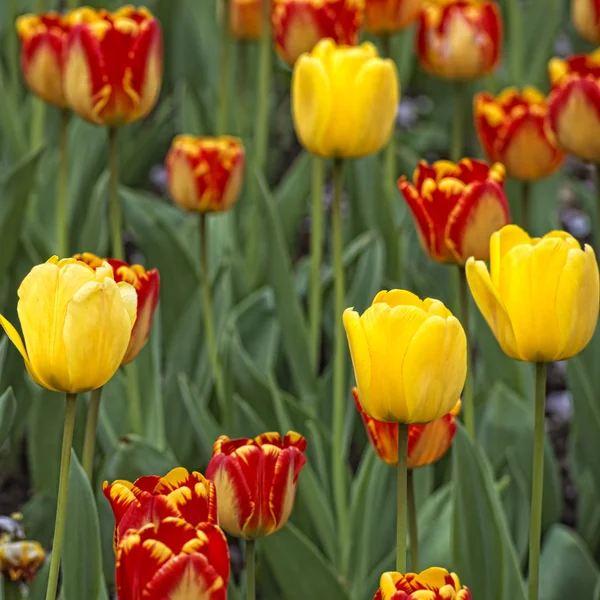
137,517 -> 199,551
255,432 -> 284,448
398,177 -> 437,260
284,431 -> 308,452
407,413 -> 457,469
117,493 -> 180,541
127,18 -> 162,107
163,473 -> 217,527
132,475 -> 162,493
473,92 -> 502,162
102,481 -> 139,525
194,523 -> 231,584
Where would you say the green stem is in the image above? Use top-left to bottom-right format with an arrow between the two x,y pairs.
57,109 -> 70,258
30,99 -> 46,150
407,469 -> 419,572
332,158 -> 349,572
309,156 -> 324,374
451,83 -> 465,162
35,0 -> 45,14
126,361 -> 143,436
458,266 -> 475,439
108,127 -> 124,261
396,423 -> 409,573
82,388 -> 101,480
527,362 -> 547,600
245,539 -> 256,600
521,181 -> 531,233
217,0 -> 232,136
595,164 -> 600,247
45,393 -> 77,600
199,214 -> 229,430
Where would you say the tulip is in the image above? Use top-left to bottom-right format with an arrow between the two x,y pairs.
272,0 -> 365,66
206,432 -> 307,539
547,50 -> 600,162
572,0 -> 600,45
165,135 -> 245,214
116,517 -> 229,600
63,6 -> 162,126
292,38 -> 399,158
0,541 -> 45,582
466,224 -> 599,362
352,388 -> 460,468
16,13 -> 70,107
230,0 -> 263,39
364,0 -> 422,34
373,568 -> 471,599
344,290 -> 466,424
0,256 -> 136,394
74,253 -> 159,364
474,87 -> 565,181
416,0 -> 502,81
399,159 -> 510,264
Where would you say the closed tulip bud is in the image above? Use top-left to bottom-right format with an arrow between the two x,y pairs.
292,38 -> 399,158
16,13 -> 70,107
364,0 -> 422,35
272,0 -> 365,67
63,6 -> 162,126
474,87 -> 564,181
0,541 -> 45,582
230,0 -> 263,39
116,518 -> 229,600
547,51 -> 600,162
166,135 -> 245,214
416,0 -> 502,81
344,291 -> 467,424
206,432 -> 307,539
572,0 -> 600,45
399,159 -> 510,264
0,256 -> 136,394
373,568 -> 471,599
352,388 -> 460,468
467,225 -> 600,362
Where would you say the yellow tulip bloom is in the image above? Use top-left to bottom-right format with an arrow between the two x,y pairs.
466,225 -> 599,362
344,290 -> 466,424
0,256 -> 137,394
292,38 -> 399,159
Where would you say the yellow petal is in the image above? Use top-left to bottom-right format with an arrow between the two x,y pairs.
490,225 -> 531,289
373,289 -> 423,308
118,281 -> 138,328
343,308 -> 372,413
423,298 -> 452,318
417,567 -> 456,589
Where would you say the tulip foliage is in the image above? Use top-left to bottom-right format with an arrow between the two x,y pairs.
1,1 -> 600,600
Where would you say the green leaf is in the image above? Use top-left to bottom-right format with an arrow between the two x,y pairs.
0,386 -> 16,447
28,557 -> 50,600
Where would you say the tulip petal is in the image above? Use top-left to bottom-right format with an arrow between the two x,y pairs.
269,446 -> 305,534
373,289 -> 423,309
118,281 -> 138,328
343,308 -> 372,414
489,224 -> 531,289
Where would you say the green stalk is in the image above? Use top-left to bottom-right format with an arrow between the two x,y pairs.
45,393 -> 77,600
56,109 -> 70,258
451,83 -> 465,162
30,99 -> 46,150
407,469 -> 419,572
309,156 -> 324,373
458,266 -> 475,439
521,181 -> 531,233
108,127 -> 124,261
217,0 -> 232,136
245,539 -> 256,600
396,423 -> 409,573
126,361 -> 143,436
82,388 -> 102,480
595,164 -> 600,246
331,158 -> 349,571
527,362 -> 547,600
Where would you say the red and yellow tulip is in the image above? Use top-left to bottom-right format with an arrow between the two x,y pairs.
373,568 -> 471,599
399,159 -> 510,264
0,541 -> 45,582
230,0 -> 263,39
206,432 -> 307,539
572,0 -> 600,45
364,0 -> 422,34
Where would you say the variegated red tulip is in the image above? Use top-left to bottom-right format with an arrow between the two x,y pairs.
116,517 -> 229,600
416,0 -> 502,81
364,0 -> 422,34
572,0 -> 600,45
272,0 -> 365,67
74,253 -> 160,364
165,135 -> 245,214
352,388 -> 460,468
0,541 -> 45,582
230,0 -> 263,39
206,432 -> 307,539
103,467 -> 217,548
373,568 -> 471,599
63,6 -> 162,126
547,50 -> 600,162
399,159 -> 510,264
16,13 -> 70,107
474,87 -> 565,181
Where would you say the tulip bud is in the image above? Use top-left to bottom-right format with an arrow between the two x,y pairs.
0,541 -> 45,582
364,0 -> 422,35
206,432 -> 307,539
474,87 -> 564,181
399,159 -> 510,264
165,135 -> 245,214
572,0 -> 600,45
373,568 -> 472,599
230,0 -> 263,39
272,0 -> 365,67
416,0 -> 502,81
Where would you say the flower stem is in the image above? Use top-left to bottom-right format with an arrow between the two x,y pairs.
108,127 -> 124,261
82,388 -> 101,480
396,423 -> 409,573
407,469 -> 419,572
332,158 -> 349,572
309,156 -> 324,373
595,164 -> 600,247
521,181 -> 531,233
45,393 -> 77,600
528,362 -> 547,600
245,539 -> 256,600
451,83 -> 466,162
217,0 -> 232,136
56,109 -> 70,258
126,361 -> 143,436
458,265 -> 475,439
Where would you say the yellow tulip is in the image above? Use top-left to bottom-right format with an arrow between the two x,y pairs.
0,256 -> 137,394
292,38 -> 399,159
466,225 -> 599,362
344,290 -> 466,424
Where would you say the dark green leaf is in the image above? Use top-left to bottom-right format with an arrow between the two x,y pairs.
0,386 -> 16,447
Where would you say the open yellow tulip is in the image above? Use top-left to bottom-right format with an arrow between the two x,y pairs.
344,290 -> 466,424
466,225 -> 599,362
0,256 -> 137,394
